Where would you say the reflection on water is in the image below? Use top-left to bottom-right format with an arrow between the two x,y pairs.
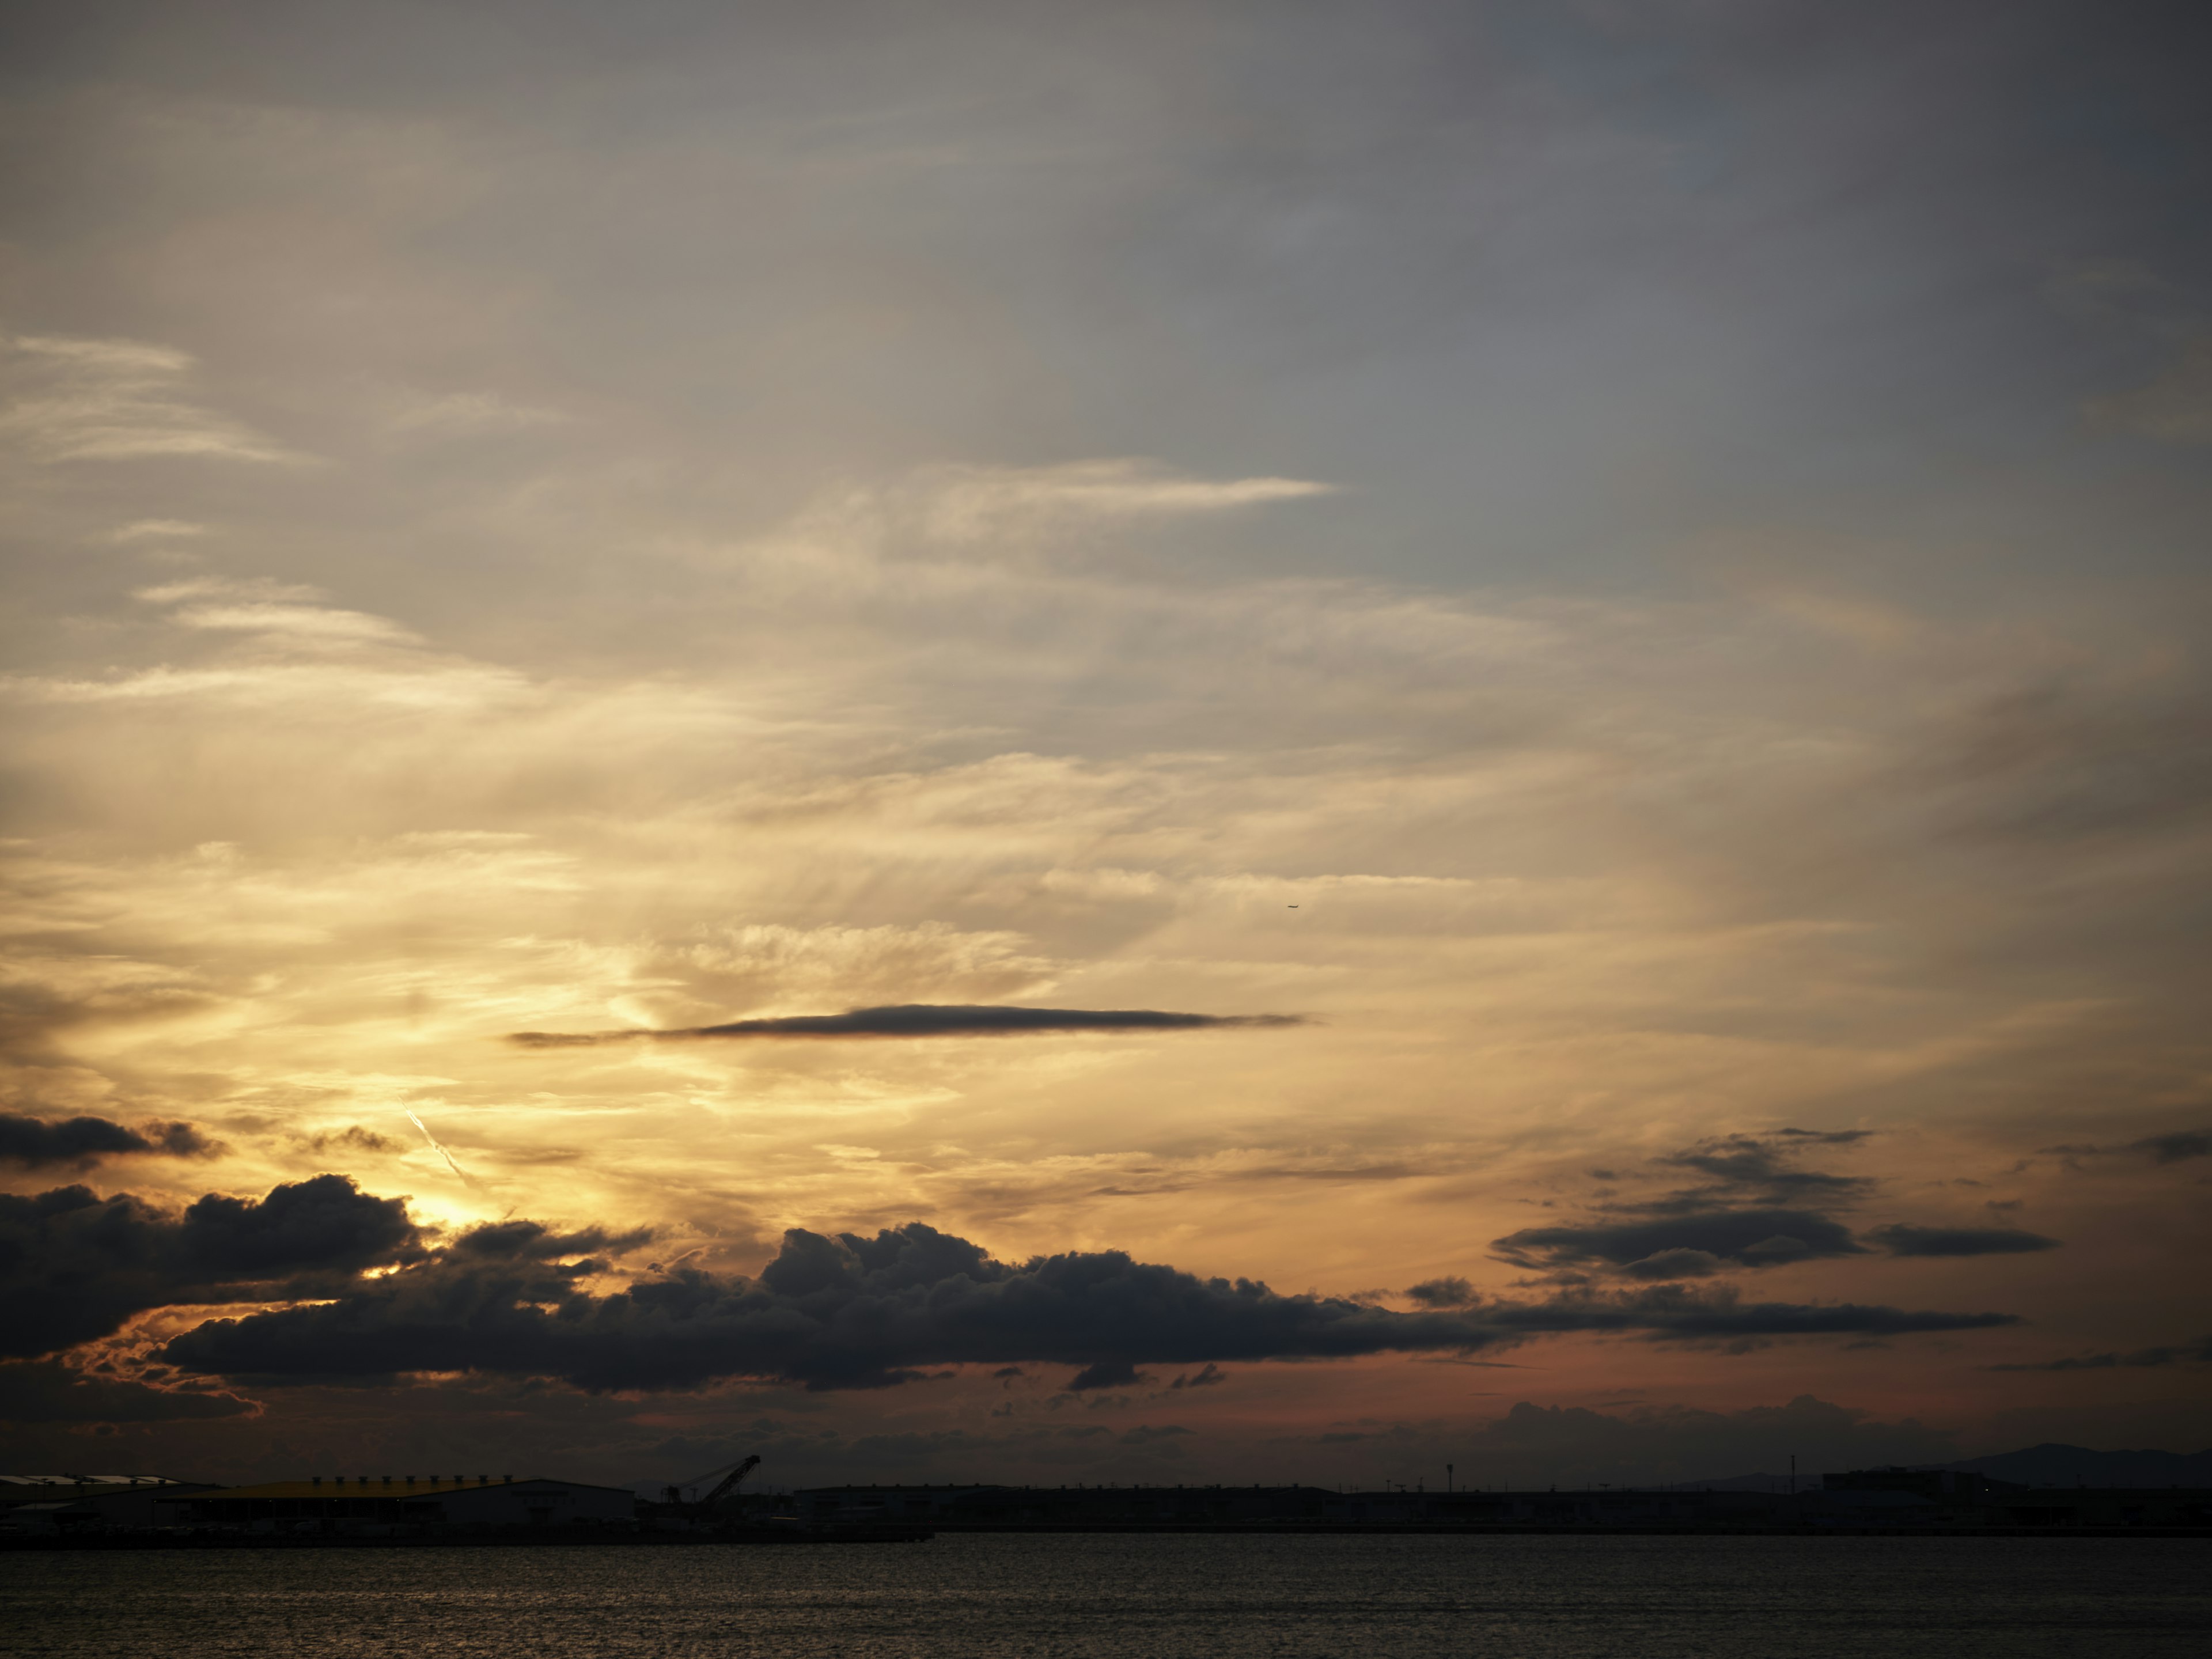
7,1533 -> 2207,1657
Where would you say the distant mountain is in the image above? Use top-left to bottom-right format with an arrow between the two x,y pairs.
1946,1444 -> 2212,1489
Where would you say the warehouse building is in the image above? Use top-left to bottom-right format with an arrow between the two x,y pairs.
154,1474 -> 635,1535
1,1476 -> 213,1534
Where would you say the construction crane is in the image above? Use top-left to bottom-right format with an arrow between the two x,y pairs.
658,1455 -> 760,1518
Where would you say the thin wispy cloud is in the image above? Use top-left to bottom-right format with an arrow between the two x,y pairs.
169,602 -> 421,645
130,575 -> 422,646
386,389 -> 567,435
133,577 -> 326,605
109,519 -> 210,543
2,661 -> 524,708
0,333 -> 301,464
2085,339 -> 2212,445
918,459 -> 1337,541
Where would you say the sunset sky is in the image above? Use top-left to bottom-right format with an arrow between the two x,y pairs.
3,0 -> 2209,1490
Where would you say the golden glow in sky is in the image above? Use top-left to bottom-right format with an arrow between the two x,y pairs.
2,0 -> 2208,1486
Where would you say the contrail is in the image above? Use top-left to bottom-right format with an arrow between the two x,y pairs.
404,1109 -> 471,1184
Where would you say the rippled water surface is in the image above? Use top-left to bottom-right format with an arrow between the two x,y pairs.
8,1534 -> 2207,1657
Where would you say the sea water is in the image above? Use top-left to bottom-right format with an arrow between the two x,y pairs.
7,1532 -> 2206,1657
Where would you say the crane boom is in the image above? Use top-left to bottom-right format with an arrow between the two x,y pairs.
659,1453 -> 761,1511
699,1454 -> 760,1508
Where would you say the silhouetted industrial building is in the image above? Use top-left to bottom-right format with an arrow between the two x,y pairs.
776,1477 -> 2212,1532
0,1476 -> 213,1534
7,1467 -> 2207,1540
151,1474 -> 634,1535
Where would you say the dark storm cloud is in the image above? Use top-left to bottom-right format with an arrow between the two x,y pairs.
1493,1209 -> 1866,1275
446,1218 -> 654,1262
158,1218 -> 2017,1393
162,1222 -> 1502,1392
509,1004 -> 1304,1047
0,1358 -> 253,1425
0,1112 -> 217,1169
1990,1335 -> 2212,1372
0,1176 -> 421,1358
1865,1224 -> 2062,1257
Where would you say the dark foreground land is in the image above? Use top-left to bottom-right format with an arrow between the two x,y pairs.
13,1475 -> 2209,1545
7,1532 -> 2208,1658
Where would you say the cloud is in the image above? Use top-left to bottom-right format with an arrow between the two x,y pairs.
128,576 -> 421,647
0,1359 -> 256,1425
1990,1335 -> 2212,1372
0,1176 -> 421,1359
1865,1224 -> 2061,1257
162,1222 -> 1502,1392
1404,1276 -> 1475,1308
1068,1358 -> 1152,1391
132,577 -> 324,606
2035,1130 -> 2211,1166
1168,1362 -> 1226,1389
1614,1249 -> 1728,1282
0,334 -> 298,464
2133,1131 -> 2211,1165
1120,1423 -> 1191,1444
2085,338 -> 2212,445
108,520 -> 209,543
1486,1283 -> 2017,1343
0,1113 -> 218,1170
169,603 -> 420,646
446,1218 -> 654,1263
1493,1209 -> 1866,1275
1915,677 -> 2212,850
916,460 -> 1336,541
157,1217 -> 2018,1393
508,1003 -> 1305,1047
387,390 -> 566,435
293,1125 -> 405,1157
1649,1136 -> 1878,1207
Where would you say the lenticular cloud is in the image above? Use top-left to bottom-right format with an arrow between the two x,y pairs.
507,1003 -> 1305,1047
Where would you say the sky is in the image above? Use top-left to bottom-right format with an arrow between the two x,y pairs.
2,0 -> 2209,1491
